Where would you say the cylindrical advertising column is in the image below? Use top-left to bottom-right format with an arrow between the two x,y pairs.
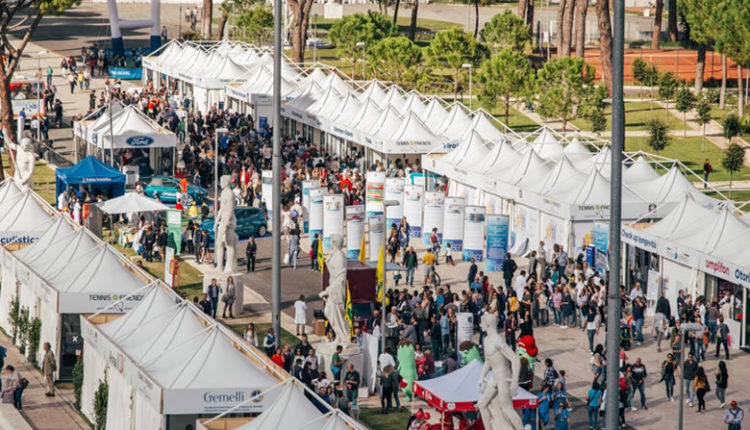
403,184 -> 423,239
368,215 -> 384,262
366,171 -> 385,219
384,177 -> 405,228
456,312 -> 474,352
309,188 -> 324,239
443,197 -> 465,252
323,194 -> 344,251
463,206 -> 486,261
301,180 -> 320,233
346,205 -> 365,259
262,170 -> 273,217
486,214 -> 510,272
422,191 -> 444,245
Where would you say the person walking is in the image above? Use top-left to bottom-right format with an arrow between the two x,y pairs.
422,248 -> 436,286
379,365 -> 396,414
402,246 -> 418,286
716,360 -> 729,408
586,381 -> 603,430
703,158 -> 712,188
294,294 -> 307,336
630,357 -> 647,411
585,302 -> 600,353
310,233 -> 320,271
716,315 -> 730,360
263,328 -> 276,356
288,222 -> 301,269
42,342 -> 56,397
695,366 -> 709,413
221,276 -> 236,319
661,353 -> 677,402
344,363 -> 360,406
683,353 -> 699,407
206,278 -> 222,319
724,400 -> 743,430
246,237 -> 257,272
502,252 -> 517,289
467,258 -> 478,288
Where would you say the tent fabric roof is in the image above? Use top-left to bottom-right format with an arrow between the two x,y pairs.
447,131 -> 491,170
420,98 -> 450,132
97,192 -> 170,215
530,127 -> 564,161
44,245 -> 147,293
14,216 -> 80,263
234,382 -> 323,430
562,137 -> 591,161
623,157 -> 660,184
89,106 -> 177,149
294,410 -> 352,430
438,104 -> 473,140
481,140 -> 522,175
469,110 -> 506,142
0,191 -> 57,236
350,99 -> 384,134
0,179 -> 23,204
359,80 -> 388,107
16,228 -> 99,278
535,155 -> 587,195
413,360 -> 537,412
56,156 -> 126,184
386,111 -> 441,145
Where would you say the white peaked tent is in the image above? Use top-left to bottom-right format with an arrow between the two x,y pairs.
294,410 -> 355,430
453,131 -> 491,170
501,148 -> 550,185
530,127 -> 564,160
439,104 -> 473,140
359,79 -> 388,107
0,179 -> 23,205
228,382 -> 323,430
535,154 -> 587,195
554,168 -> 643,205
629,166 -> 718,207
562,137 -> 592,162
364,105 -> 404,137
481,139 -> 522,175
89,106 -> 176,150
283,81 -> 325,120
238,48 -> 261,67
326,91 -> 363,123
470,109 -> 506,142
350,98 -> 384,136
420,97 -> 450,132
381,86 -> 407,112
310,87 -> 345,121
386,111 -> 445,154
0,189 -> 57,244
322,72 -> 353,95
674,205 -> 750,253
97,192 -> 169,214
300,67 -> 329,88
623,157 -> 660,184
399,92 -> 427,118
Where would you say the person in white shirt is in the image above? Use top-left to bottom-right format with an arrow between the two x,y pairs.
378,349 -> 396,370
294,294 -> 307,336
629,282 -> 645,302
57,190 -> 68,211
514,271 -> 527,302
243,322 -> 258,347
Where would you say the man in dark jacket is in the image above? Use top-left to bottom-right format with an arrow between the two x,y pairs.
467,258 -> 478,288
430,315 -> 442,360
310,233 -> 320,271
246,237 -> 257,272
402,246 -> 418,286
502,253 -> 517,289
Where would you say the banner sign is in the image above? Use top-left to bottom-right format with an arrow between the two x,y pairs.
486,214 -> 509,272
365,171 -> 385,219
384,177 -> 405,227
309,188 -> 324,238
301,180 -> 320,233
107,67 -> 142,80
345,205 -> 365,259
58,291 -> 146,314
592,222 -> 609,253
443,197 -> 465,252
261,171 -> 273,217
422,191 -> 444,245
368,215 -> 384,262
323,194 -> 344,250
166,209 -> 182,253
463,206 -> 485,261
456,312 -> 474,352
403,185 -> 423,239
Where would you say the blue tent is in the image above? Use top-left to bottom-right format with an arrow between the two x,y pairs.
55,156 -> 126,200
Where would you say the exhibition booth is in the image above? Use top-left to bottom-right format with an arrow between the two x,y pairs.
0,181 -> 58,246
55,155 -> 127,201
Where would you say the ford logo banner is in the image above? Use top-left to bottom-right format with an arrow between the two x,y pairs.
126,136 -> 154,147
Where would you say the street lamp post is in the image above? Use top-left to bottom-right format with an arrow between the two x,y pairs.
214,128 -> 229,214
462,63 -> 473,110
356,41 -> 366,80
381,200 -> 399,354
677,323 -> 704,430
35,50 -> 48,141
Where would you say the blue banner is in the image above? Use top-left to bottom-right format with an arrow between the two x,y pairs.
485,214 -> 509,272
108,67 -> 142,80
586,245 -> 596,268
592,222 -> 609,253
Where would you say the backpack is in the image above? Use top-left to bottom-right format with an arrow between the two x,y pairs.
20,378 -> 29,389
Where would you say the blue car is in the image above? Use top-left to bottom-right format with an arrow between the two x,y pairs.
142,176 -> 207,205
200,206 -> 268,241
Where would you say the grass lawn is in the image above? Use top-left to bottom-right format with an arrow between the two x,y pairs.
625,135 -> 750,182
113,243 -> 205,300
358,406 -> 411,429
572,101 -> 683,132
227,322 -> 300,348
705,190 -> 750,205
310,16 -> 456,36
498,106 -> 541,133
1,154 -> 57,204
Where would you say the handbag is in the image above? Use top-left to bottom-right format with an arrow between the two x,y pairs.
283,253 -> 290,265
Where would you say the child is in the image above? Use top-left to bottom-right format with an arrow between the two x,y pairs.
445,243 -> 455,266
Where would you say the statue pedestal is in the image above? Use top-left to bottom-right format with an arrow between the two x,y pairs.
202,272 -> 245,317
316,342 -> 363,387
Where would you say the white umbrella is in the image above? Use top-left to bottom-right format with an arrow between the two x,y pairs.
97,192 -> 170,214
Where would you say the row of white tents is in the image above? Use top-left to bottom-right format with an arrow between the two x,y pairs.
0,178 -> 364,430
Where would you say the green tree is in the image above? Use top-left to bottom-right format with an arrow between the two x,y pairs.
658,71 -> 678,120
535,57 -> 595,132
723,115 -> 741,142
236,6 -> 273,45
589,108 -> 607,135
680,0 -> 719,92
674,84 -> 696,137
722,142 -> 746,197
646,118 -> 670,154
329,12 -> 395,78
480,10 -> 532,54
586,85 -> 609,134
424,27 -> 489,101
367,36 -> 422,86
0,0 -> 82,180
94,380 -> 108,430
476,50 -> 534,125
694,96 -> 712,151
632,59 -> 660,109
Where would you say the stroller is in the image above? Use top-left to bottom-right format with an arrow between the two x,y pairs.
619,320 -> 632,350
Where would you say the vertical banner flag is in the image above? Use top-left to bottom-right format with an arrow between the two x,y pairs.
486,214 -> 509,272
592,222 -> 609,253
403,184 -> 423,239
442,197 -> 465,251
463,206 -> 486,261
261,170 -> 273,217
346,205 -> 365,259
309,188 -> 324,238
422,191 -> 444,245
323,194 -> 345,251
301,180 -> 320,233
384,177 -> 405,227
368,215 -> 384,263
365,171 -> 385,219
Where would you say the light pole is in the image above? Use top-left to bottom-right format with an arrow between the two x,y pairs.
381,200 -> 399,354
313,13 -> 318,64
462,63 -> 473,110
677,323 -> 704,430
356,41 -> 366,80
214,127 -> 228,214
35,50 -> 48,141
272,0 -> 283,350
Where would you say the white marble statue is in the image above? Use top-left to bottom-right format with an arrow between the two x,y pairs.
215,175 -> 238,273
478,313 -> 526,430
319,234 -> 350,344
10,137 -> 35,188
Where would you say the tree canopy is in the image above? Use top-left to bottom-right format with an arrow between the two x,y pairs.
476,49 -> 534,125
367,36 -> 423,86
535,57 -> 595,131
480,10 -> 532,54
329,12 -> 395,72
424,27 -> 489,100
236,6 -> 273,45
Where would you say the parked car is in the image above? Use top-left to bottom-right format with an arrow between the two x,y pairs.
200,206 -> 268,240
142,176 -> 207,205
